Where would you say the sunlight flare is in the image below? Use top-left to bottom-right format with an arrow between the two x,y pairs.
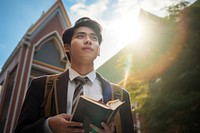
112,17 -> 144,47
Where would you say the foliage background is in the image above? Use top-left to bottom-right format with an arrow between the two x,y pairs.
122,1 -> 200,133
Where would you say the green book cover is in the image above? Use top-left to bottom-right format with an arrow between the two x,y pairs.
70,95 -> 125,132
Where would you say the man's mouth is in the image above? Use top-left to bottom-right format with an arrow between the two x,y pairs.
82,47 -> 93,52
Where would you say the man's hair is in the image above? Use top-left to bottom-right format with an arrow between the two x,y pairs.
62,17 -> 103,45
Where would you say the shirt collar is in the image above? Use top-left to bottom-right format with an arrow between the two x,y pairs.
68,67 -> 96,83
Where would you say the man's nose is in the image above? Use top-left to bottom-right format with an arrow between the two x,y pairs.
84,36 -> 92,45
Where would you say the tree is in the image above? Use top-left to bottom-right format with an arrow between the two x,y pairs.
141,1 -> 200,133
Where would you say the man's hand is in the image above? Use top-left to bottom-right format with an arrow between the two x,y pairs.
90,122 -> 115,133
48,113 -> 85,133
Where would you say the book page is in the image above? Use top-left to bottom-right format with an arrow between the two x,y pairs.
107,99 -> 125,110
81,96 -> 110,109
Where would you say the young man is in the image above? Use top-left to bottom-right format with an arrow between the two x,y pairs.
15,17 -> 134,133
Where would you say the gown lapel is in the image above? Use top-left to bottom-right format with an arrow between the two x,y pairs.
56,70 -> 69,113
96,73 -> 112,103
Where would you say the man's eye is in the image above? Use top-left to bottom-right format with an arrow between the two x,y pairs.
77,35 -> 84,38
91,36 -> 98,41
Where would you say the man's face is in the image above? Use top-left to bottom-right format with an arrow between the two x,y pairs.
67,26 -> 100,64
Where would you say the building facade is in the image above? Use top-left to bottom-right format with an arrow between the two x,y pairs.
0,1 -> 71,132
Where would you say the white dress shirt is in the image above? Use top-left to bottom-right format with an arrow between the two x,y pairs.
67,67 -> 103,114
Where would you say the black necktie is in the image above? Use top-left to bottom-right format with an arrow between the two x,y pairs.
72,76 -> 88,112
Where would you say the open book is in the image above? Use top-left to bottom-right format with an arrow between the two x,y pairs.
70,95 -> 125,132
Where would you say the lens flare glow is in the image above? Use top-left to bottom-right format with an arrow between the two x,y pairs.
112,17 -> 144,46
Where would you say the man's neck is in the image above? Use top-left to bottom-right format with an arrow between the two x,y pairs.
71,63 -> 94,76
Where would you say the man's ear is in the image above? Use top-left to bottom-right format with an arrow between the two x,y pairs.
64,44 -> 70,52
64,44 -> 71,62
97,48 -> 100,56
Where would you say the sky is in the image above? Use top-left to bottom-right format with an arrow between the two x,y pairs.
0,0 -> 196,71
